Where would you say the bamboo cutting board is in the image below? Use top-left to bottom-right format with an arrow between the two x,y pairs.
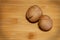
0,0 -> 60,40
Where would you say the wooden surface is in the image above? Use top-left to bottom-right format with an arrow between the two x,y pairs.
0,0 -> 60,40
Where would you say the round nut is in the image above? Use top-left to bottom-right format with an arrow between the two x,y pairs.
38,15 -> 53,31
26,5 -> 42,23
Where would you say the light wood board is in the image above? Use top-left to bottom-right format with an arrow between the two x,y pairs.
0,0 -> 60,40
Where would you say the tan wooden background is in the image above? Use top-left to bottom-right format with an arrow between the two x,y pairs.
0,0 -> 60,40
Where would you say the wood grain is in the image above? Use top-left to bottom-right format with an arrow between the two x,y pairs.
0,0 -> 60,40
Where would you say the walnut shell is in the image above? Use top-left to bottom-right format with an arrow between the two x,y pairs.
38,15 -> 53,31
26,5 -> 42,23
